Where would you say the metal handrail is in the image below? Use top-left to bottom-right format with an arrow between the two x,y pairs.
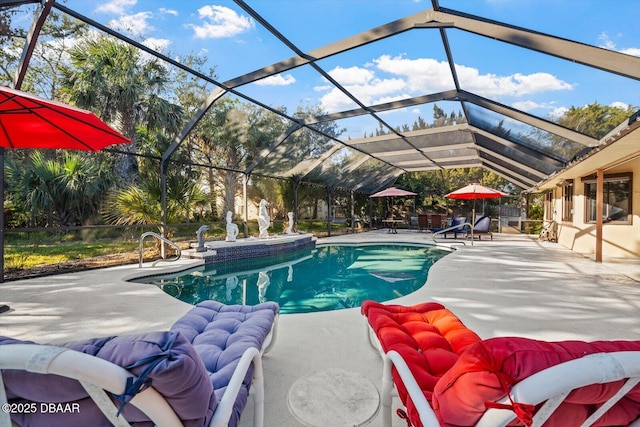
139,232 -> 181,267
432,222 -> 472,245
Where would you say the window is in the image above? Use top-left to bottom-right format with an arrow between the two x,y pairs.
561,180 -> 574,222
583,173 -> 632,224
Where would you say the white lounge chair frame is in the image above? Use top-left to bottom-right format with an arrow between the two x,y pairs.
378,341 -> 640,427
0,315 -> 278,427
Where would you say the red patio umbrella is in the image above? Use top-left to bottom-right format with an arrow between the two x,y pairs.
0,86 -> 130,150
0,86 -> 130,282
445,183 -> 507,223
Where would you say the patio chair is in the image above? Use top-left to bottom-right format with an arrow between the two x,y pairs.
0,300 -> 279,427
405,214 -> 419,231
418,214 -> 429,231
540,220 -> 558,242
441,216 -> 467,239
428,214 -> 446,233
361,300 -> 640,427
455,215 -> 492,240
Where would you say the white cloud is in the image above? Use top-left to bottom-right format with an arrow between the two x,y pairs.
255,74 -> 296,86
313,84 -> 333,92
549,106 -> 568,119
374,55 -> 454,92
318,89 -> 359,112
159,8 -> 178,16
511,100 -> 543,112
375,94 -> 415,105
610,101 -> 630,110
620,47 -> 640,57
598,32 -> 640,57
512,100 -> 564,113
327,66 -> 375,85
189,5 -> 254,39
314,54 -> 574,113
96,0 -> 136,15
143,37 -> 171,53
318,76 -> 406,112
509,100 -> 582,120
456,66 -> 573,96
108,12 -> 154,36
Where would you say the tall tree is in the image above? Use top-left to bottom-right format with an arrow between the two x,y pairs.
556,102 -> 636,140
103,129 -> 209,232
189,98 -> 283,217
0,4 -> 27,86
61,35 -> 181,182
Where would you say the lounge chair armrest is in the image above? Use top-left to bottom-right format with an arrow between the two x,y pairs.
209,346 -> 262,427
477,351 -> 640,427
261,313 -> 279,354
383,350 -> 440,427
0,344 -> 182,427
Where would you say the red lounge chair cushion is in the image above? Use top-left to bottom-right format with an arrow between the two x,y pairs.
433,337 -> 640,427
362,300 -> 482,426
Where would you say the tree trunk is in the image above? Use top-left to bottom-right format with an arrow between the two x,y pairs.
206,164 -> 217,220
116,119 -> 139,184
222,170 -> 238,218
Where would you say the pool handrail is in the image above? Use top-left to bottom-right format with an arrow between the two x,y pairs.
139,232 -> 182,267
432,222 -> 471,245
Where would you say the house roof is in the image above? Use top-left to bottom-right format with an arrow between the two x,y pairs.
533,112 -> 640,191
5,0 -> 640,194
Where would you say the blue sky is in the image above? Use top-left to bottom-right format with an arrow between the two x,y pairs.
58,0 -> 640,138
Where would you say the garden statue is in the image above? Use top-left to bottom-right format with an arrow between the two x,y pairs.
195,225 -> 209,252
225,276 -> 239,302
225,211 -> 239,242
285,211 -> 295,235
257,271 -> 270,303
258,199 -> 270,238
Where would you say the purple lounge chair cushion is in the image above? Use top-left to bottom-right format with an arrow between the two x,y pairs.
0,301 -> 278,427
171,300 -> 279,427
0,331 -> 214,427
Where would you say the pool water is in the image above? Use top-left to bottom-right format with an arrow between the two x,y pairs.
133,244 -> 449,314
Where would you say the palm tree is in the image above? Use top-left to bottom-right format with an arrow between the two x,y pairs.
6,151 -> 114,226
61,35 -> 182,182
103,131 -> 209,235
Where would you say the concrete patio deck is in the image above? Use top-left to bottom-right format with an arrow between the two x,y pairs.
1,229 -> 639,426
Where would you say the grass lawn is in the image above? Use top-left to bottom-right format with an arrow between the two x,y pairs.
5,240 -> 140,269
2,220 -> 364,279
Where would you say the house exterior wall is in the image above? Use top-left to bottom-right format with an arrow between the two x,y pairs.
550,157 -> 640,259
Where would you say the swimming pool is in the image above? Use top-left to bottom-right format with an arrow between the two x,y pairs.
132,244 -> 449,314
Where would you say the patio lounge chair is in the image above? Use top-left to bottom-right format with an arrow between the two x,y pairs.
441,216 -> 467,239
454,215 -> 492,240
361,300 -> 640,427
0,300 -> 279,427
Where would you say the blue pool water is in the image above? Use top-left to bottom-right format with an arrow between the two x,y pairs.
132,244 -> 449,314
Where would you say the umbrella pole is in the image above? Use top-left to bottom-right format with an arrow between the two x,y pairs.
473,199 -> 476,224
471,204 -> 475,246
